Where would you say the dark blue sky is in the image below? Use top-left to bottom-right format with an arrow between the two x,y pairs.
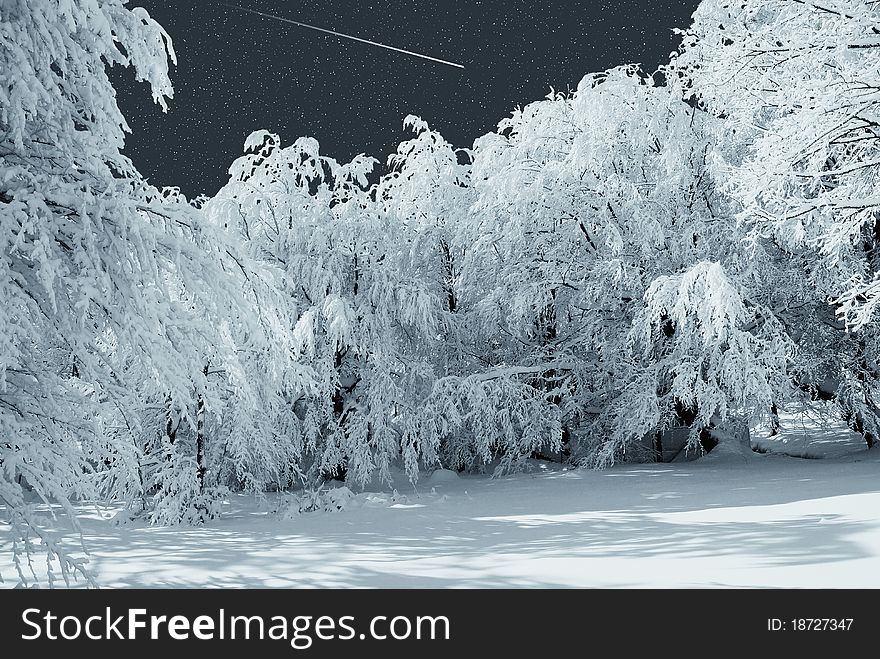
113,1 -> 701,197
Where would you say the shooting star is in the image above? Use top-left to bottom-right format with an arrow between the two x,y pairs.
223,4 -> 465,70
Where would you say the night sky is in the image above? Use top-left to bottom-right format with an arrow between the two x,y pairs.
113,1 -> 702,198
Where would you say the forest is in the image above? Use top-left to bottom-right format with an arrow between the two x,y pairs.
1,0 -> 879,585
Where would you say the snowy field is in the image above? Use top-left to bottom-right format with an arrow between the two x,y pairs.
2,410 -> 879,589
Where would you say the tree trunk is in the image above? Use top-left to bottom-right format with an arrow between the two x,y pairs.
332,350 -> 345,418
439,238 -> 457,313
653,430 -> 664,463
847,410 -> 877,449
769,403 -> 780,437
164,394 -> 178,446
196,365 -> 208,494
854,338 -> 879,449
535,289 -> 571,460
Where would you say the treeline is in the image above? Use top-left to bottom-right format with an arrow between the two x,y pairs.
1,0 -> 879,583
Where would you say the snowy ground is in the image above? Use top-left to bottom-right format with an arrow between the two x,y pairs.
2,407 -> 879,588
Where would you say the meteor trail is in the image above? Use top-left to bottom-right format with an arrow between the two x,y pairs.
223,4 -> 465,69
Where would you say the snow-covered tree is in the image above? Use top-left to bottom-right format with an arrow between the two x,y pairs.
377,115 -> 473,317
675,0 -> 880,447
0,0 -> 291,583
206,128 -> 453,487
457,65 -> 791,465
